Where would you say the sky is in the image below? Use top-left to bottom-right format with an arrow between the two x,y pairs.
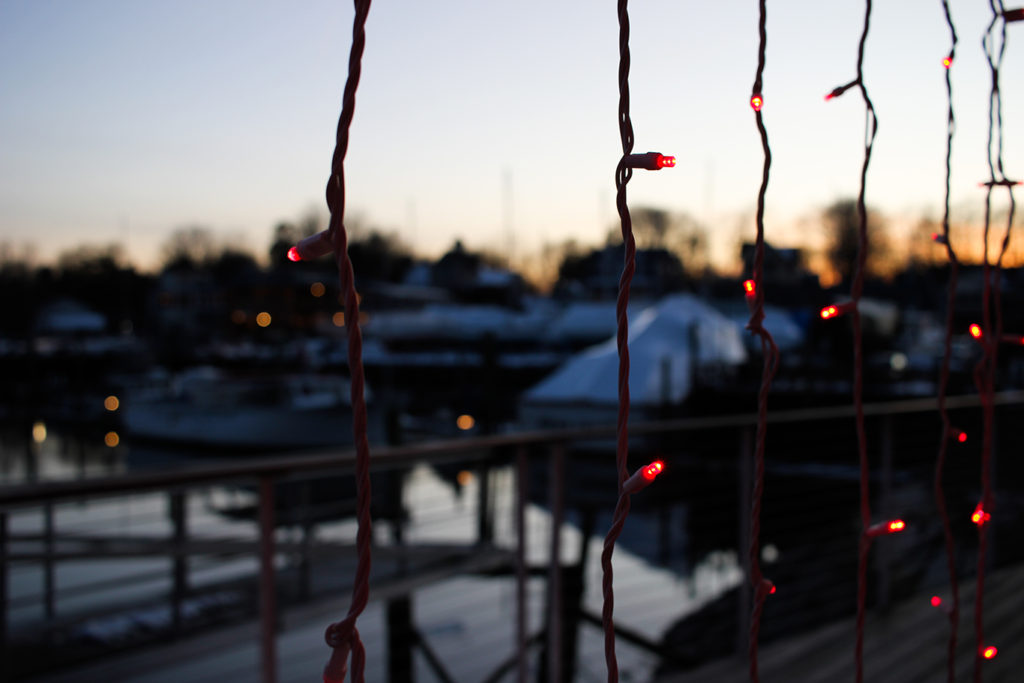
1,0 -> 1022,274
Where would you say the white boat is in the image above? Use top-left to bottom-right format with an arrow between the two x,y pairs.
122,368 -> 357,451
518,294 -> 748,430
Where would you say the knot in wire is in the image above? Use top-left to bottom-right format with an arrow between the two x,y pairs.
324,619 -> 356,649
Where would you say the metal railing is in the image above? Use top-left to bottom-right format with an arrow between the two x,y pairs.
2,390 -> 1023,682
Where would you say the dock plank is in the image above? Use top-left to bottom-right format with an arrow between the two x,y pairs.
661,562 -> 1024,683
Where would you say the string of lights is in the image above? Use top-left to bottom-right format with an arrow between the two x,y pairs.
285,2 -> 1023,680
972,2 -> 1017,680
600,1 -> 674,680
315,2 -> 375,682
933,2 -> 961,681
744,1 -> 780,681
820,2 -> 894,682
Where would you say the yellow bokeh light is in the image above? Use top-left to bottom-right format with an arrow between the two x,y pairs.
256,312 -> 272,328
32,421 -> 47,444
332,312 -> 345,327
456,414 -> 475,431
456,470 -> 474,487
104,431 -> 120,447
310,282 -> 325,297
104,395 -> 120,412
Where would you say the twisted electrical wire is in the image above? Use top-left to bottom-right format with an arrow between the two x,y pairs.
821,2 -> 879,681
321,1 -> 374,682
973,3 -> 1016,680
601,1 -> 637,680
933,3 -> 960,681
745,2 -> 780,681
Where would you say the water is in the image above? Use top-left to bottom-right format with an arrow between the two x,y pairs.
2,422 -> 743,682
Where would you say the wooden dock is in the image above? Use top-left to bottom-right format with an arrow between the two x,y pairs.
663,562 -> 1024,683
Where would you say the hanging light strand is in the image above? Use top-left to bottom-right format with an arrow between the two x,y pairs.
321,2 -> 374,682
973,3 -> 1017,679
601,2 -> 637,680
934,3 -> 961,681
745,1 -> 780,681
824,1 -> 879,680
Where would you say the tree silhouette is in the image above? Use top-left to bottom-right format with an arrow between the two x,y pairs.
823,199 -> 892,285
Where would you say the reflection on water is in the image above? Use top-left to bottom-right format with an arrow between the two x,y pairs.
1,422 -> 745,682
1,422 -> 128,484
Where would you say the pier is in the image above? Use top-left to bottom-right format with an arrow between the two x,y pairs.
3,393 -> 1023,682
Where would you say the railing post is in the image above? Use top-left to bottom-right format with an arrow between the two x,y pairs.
43,502 -> 55,623
736,426 -> 753,658
545,443 -> 565,683
258,477 -> 278,683
1,510 -> 8,682
386,467 -> 413,683
515,446 -> 529,683
169,491 -> 187,634
878,414 -> 893,612
298,480 -> 312,601
477,461 -> 493,546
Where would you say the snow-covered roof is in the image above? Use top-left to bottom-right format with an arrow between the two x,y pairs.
542,300 -> 653,344
35,299 -> 106,334
365,303 -> 553,341
523,294 -> 746,406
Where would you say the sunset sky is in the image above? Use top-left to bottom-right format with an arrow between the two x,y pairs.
1,0 -> 1021,274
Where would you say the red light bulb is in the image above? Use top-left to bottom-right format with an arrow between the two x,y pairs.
969,323 -> 983,339
971,503 -> 990,526
942,56 -> 953,69
820,302 -> 853,320
867,518 -> 907,538
290,230 -> 334,261
623,152 -> 676,171
982,646 -> 997,660
957,431 -> 968,443
642,460 -> 664,481
931,595 -> 942,607
769,584 -> 776,594
743,280 -> 756,295
750,94 -> 763,111
623,460 -> 665,495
